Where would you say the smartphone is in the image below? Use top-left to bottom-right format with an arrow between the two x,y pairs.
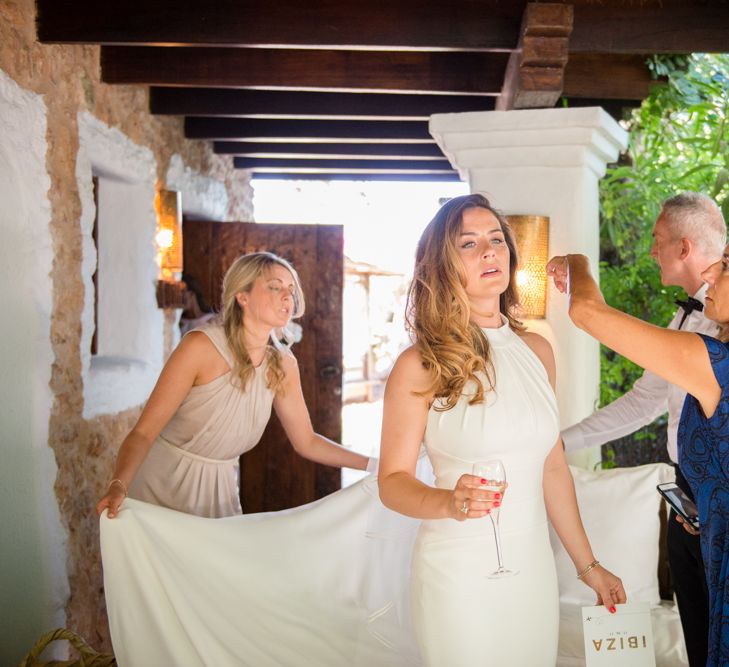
657,482 -> 700,530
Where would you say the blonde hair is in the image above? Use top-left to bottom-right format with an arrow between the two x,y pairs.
406,193 -> 523,411
221,252 -> 305,392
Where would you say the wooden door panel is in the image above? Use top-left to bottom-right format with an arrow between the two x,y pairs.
182,220 -> 343,512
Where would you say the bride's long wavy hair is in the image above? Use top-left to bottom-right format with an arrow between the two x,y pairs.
221,252 -> 305,393
406,193 -> 523,410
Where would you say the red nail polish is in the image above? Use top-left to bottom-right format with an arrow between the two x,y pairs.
480,478 -> 487,484
494,501 -> 501,507
609,606 -> 616,614
486,509 -> 491,514
494,493 -> 501,499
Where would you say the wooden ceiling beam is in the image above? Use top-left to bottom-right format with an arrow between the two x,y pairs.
37,0 -> 729,54
570,3 -> 729,54
215,142 -> 447,159
563,54 -> 656,100
102,47 -> 509,94
37,0 -> 522,50
560,97 -> 639,121
150,88 -> 494,119
234,157 -> 454,171
497,3 -> 573,111
186,118 -> 434,142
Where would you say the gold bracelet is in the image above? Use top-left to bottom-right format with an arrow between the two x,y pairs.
576,559 -> 600,580
108,478 -> 128,497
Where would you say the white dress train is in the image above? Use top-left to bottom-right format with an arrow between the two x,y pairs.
101,459 -> 433,667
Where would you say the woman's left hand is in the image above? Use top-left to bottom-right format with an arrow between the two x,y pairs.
580,564 -> 626,613
546,255 -> 570,293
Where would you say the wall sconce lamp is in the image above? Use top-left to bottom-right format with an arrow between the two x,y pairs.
155,189 -> 183,278
155,188 -> 186,308
506,214 -> 550,319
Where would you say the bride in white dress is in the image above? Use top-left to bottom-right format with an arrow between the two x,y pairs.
378,194 -> 626,666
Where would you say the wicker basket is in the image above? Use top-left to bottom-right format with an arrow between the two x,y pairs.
18,628 -> 116,667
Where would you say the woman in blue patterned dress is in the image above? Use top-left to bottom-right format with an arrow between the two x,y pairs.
548,249 -> 729,667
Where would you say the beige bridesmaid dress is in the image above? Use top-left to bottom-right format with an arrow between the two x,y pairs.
128,321 -> 275,517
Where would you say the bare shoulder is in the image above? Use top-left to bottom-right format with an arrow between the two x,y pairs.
387,345 -> 433,395
518,331 -> 556,381
176,330 -> 219,361
278,346 -> 299,372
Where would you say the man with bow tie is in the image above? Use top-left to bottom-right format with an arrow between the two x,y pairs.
562,192 -> 726,667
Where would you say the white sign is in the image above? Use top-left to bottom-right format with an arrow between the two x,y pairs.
582,602 -> 656,667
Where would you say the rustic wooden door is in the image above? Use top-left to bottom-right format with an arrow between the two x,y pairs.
183,220 -> 343,512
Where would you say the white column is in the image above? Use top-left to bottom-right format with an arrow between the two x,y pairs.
430,107 -> 628,469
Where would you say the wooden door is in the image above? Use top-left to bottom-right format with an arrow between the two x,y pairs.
183,220 -> 343,512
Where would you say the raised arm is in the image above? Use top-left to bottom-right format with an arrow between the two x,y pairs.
548,254 -> 720,418
378,346 -> 497,520
273,352 -> 370,471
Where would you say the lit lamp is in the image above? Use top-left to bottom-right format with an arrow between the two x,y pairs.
506,214 -> 549,319
155,188 -> 183,280
154,188 -> 186,309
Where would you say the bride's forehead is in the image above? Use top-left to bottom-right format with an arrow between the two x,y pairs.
459,208 -> 501,232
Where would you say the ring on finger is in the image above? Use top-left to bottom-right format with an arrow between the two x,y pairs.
460,501 -> 468,514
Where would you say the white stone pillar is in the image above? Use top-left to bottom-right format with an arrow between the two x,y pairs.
430,107 -> 628,468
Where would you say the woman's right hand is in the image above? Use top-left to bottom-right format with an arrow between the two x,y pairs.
449,474 -> 503,521
96,480 -> 127,519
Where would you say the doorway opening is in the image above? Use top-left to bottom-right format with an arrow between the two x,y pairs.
252,179 -> 469,487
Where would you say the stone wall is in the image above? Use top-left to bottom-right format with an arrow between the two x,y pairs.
0,0 -> 253,656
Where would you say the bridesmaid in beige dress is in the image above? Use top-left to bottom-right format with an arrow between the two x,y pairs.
97,251 -> 372,519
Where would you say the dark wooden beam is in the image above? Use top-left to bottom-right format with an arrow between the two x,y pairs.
250,172 -> 464,182
186,118 -> 434,142
497,3 -> 573,111
234,157 -> 453,170
570,3 -> 729,54
150,88 -> 495,119
37,0 -> 729,54
215,142 -> 446,159
563,54 -> 656,100
559,97 -> 640,121
37,0 -> 523,50
102,47 -> 509,94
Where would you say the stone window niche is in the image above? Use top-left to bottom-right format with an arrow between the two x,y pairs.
77,112 -> 164,418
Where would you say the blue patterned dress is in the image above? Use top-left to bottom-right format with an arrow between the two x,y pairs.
678,334 -> 729,667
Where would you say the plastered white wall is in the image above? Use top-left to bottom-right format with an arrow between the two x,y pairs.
0,67 -> 68,664
77,112 -> 164,418
166,153 -> 228,221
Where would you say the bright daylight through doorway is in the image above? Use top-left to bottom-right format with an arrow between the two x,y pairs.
252,179 -> 469,487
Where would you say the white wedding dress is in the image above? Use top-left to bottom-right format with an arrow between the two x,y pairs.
411,321 -> 561,666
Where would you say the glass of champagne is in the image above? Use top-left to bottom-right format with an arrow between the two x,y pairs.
472,459 -> 518,578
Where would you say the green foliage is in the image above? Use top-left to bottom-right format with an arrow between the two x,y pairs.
599,53 -> 729,410
595,54 -> 729,465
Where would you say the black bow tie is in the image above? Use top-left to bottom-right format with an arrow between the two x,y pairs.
675,296 -> 704,329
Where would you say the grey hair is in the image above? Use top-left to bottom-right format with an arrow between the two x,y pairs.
661,192 -> 726,257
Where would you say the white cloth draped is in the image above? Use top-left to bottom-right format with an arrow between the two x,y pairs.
101,459 -> 435,667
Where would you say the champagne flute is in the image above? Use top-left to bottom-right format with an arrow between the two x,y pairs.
472,459 -> 518,578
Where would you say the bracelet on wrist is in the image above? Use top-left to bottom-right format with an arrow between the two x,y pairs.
108,478 -> 128,497
576,559 -> 600,580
